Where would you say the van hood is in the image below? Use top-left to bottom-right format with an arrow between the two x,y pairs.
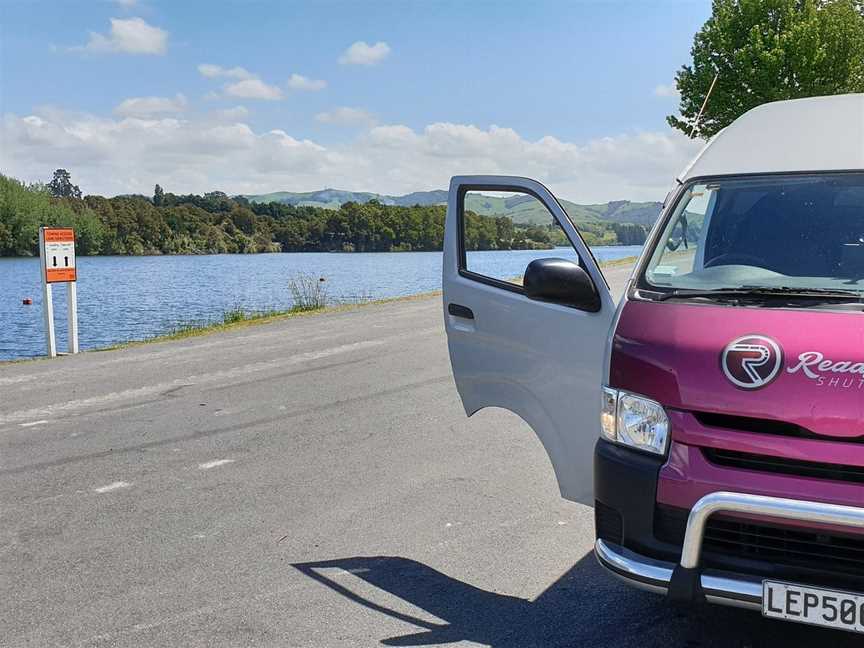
610,300 -> 864,440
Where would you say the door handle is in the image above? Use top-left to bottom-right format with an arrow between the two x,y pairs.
448,303 -> 474,320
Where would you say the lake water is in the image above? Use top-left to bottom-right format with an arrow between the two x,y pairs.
0,245 -> 641,361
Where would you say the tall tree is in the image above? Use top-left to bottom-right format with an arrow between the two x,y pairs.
668,0 -> 864,138
47,168 -> 82,199
153,184 -> 164,207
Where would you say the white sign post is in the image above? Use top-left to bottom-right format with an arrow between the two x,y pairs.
38,227 -> 79,358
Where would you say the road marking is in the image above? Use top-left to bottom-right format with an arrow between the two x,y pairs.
0,374 -> 44,387
19,419 -> 48,427
0,329 -> 348,389
198,459 -> 235,470
0,334 -> 437,427
311,567 -> 446,623
86,604 -> 220,644
93,481 -> 131,493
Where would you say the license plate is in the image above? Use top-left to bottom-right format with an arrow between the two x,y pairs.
763,580 -> 864,633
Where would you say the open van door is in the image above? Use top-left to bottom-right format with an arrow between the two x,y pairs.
443,176 -> 616,505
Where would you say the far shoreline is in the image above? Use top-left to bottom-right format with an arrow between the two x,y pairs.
0,243 -> 642,261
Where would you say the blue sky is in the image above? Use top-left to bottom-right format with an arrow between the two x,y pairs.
1,0 -> 710,201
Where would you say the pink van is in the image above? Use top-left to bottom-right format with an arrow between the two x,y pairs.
443,95 -> 864,635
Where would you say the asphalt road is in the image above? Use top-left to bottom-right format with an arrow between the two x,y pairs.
2,263 -> 861,647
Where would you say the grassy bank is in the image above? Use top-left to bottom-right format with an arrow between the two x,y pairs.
598,254 -> 639,268
100,291 -> 443,351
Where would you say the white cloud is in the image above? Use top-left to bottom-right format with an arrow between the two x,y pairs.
1,108 -> 702,202
315,107 -> 376,127
114,94 -> 187,117
212,106 -> 249,121
198,65 -> 282,100
287,73 -> 327,91
338,41 -> 390,65
76,17 -> 167,55
197,64 -> 254,80
223,79 -> 283,101
654,83 -> 679,98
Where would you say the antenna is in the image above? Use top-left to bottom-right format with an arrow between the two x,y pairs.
690,73 -> 719,138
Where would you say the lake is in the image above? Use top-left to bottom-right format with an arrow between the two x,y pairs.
0,245 -> 641,361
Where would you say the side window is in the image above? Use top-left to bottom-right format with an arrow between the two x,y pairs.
459,189 -> 576,286
648,184 -> 713,280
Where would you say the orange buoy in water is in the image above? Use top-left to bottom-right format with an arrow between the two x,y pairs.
22,298 -> 32,305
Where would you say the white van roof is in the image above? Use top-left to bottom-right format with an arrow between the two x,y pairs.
679,94 -> 864,181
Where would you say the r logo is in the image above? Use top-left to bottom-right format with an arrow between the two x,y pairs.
721,335 -> 783,390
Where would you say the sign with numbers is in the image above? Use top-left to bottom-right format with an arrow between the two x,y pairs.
41,228 -> 77,283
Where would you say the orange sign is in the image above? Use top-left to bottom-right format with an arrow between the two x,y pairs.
41,228 -> 77,283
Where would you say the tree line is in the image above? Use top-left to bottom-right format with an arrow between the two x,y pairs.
0,171 -> 648,257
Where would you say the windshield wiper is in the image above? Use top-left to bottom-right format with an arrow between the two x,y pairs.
655,286 -> 864,302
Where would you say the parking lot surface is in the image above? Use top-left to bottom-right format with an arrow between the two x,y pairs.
2,264 -> 860,646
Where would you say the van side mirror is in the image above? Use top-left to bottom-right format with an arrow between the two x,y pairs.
523,258 -> 600,312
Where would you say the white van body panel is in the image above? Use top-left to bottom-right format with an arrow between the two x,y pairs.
442,176 -> 614,504
679,94 -> 864,181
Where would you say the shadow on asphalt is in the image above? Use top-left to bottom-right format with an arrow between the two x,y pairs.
294,553 -> 862,647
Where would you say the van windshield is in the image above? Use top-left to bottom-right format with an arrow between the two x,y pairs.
643,173 -> 864,300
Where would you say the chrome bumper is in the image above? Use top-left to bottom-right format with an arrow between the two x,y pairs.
595,491 -> 864,610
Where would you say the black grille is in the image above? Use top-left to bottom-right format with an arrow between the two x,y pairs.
693,411 -> 823,440
656,505 -> 864,578
595,501 -> 623,545
703,447 -> 864,484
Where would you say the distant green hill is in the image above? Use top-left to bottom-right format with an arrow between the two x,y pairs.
244,188 -> 449,210
563,199 -> 663,226
243,189 -> 661,227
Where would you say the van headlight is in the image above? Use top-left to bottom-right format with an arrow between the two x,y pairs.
601,386 -> 669,456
